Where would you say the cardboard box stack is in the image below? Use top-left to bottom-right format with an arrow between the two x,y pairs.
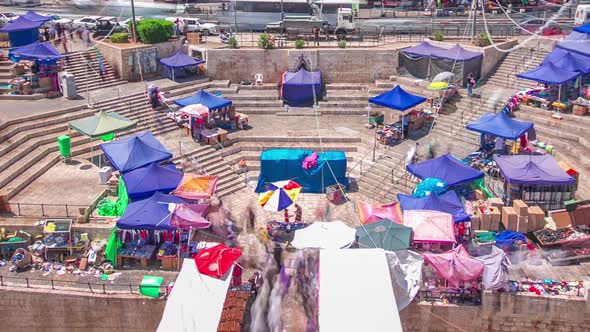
528,206 -> 546,231
476,206 -> 501,231
501,206 -> 518,231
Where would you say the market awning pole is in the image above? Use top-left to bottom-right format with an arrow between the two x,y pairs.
402,114 -> 405,140
172,68 -> 175,82
558,84 -> 561,103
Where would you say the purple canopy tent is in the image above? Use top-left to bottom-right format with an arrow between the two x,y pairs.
122,163 -> 183,200
369,85 -> 427,138
517,62 -> 579,101
9,41 -> 62,64
159,51 -> 205,81
557,31 -> 590,57
0,16 -> 43,47
21,11 -> 53,23
280,68 -> 322,106
493,155 -> 575,185
542,48 -> 590,74
466,112 -> 534,141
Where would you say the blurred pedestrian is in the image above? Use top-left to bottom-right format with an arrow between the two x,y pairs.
283,208 -> 290,223
294,203 -> 302,222
313,26 -> 320,46
98,56 -> 106,80
60,34 -> 68,53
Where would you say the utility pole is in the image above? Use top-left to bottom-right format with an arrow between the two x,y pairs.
130,0 -> 138,43
234,1 -> 239,33
471,0 -> 477,41
281,0 -> 285,20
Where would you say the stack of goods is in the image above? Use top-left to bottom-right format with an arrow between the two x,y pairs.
475,205 -> 501,231
218,290 -> 251,332
508,280 -> 585,297
376,125 -> 402,146
534,227 -> 590,247
502,200 -> 546,233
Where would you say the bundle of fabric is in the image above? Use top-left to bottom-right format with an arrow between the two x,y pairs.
495,230 -> 526,249
302,152 -> 319,170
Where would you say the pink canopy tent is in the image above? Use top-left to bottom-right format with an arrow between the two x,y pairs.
169,204 -> 210,229
356,201 -> 403,225
422,245 -> 484,286
403,210 -> 455,243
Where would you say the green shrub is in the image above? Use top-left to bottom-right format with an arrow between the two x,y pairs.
110,32 -> 129,43
432,31 -> 444,42
136,19 -> 173,44
338,40 -> 347,48
258,33 -> 274,50
476,32 -> 491,47
295,39 -> 305,49
228,36 -> 238,49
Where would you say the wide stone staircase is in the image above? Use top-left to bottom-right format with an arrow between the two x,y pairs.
63,48 -> 126,92
484,46 -> 549,90
0,59 -> 13,86
0,79 -> 246,204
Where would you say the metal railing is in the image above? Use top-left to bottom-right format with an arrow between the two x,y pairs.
373,154 -> 406,201
4,202 -> 94,218
0,274 -> 167,297
505,42 -> 542,88
347,148 -> 374,177
179,141 -> 207,175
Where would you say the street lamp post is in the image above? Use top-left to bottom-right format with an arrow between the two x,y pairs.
130,0 -> 138,43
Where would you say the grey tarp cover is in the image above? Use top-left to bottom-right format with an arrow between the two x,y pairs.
474,246 -> 511,290
385,250 -> 424,310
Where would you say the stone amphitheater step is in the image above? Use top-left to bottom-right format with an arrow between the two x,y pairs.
63,50 -> 126,91
279,107 -> 320,116
229,89 -> 279,100
231,99 -> 283,107
325,83 -> 367,90
237,83 -> 279,90
235,107 -> 286,115
484,46 -> 548,89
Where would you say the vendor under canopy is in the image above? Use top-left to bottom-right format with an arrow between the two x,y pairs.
369,85 -> 427,140
159,50 -> 205,81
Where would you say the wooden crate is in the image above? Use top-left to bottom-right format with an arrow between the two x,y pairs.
502,206 -> 518,231
489,207 -> 501,231
517,216 -> 529,233
513,200 -> 528,216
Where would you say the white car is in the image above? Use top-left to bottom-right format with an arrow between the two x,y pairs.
165,16 -> 218,35
120,17 -> 142,33
0,12 -> 18,25
72,16 -> 118,30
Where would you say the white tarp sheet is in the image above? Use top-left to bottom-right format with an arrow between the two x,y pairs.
157,259 -> 232,332
319,249 -> 403,332
385,250 -> 424,310
291,221 -> 356,249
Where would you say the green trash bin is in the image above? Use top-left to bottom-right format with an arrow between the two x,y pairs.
140,276 -> 163,298
57,135 -> 71,158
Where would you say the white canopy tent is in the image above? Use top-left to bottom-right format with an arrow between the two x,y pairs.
291,221 -> 356,249
319,249 -> 403,332
157,259 -> 232,332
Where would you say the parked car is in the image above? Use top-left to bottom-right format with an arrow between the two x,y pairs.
0,12 -> 18,25
120,16 -> 143,33
94,17 -> 126,36
165,16 -> 218,35
520,19 -> 564,36
72,16 -> 118,30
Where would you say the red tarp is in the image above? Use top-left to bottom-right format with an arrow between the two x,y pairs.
194,244 -> 242,279
422,245 -> 484,286
403,210 -> 455,243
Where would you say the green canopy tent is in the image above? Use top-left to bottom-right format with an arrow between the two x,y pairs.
355,219 -> 413,251
69,111 -> 136,167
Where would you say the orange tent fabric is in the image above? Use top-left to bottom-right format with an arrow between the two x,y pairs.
356,201 -> 403,225
172,173 -> 219,200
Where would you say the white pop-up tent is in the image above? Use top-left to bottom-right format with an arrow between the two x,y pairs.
319,248 -> 403,332
157,259 -> 232,332
291,221 -> 356,249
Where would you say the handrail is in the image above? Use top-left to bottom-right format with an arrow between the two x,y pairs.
347,148 -> 373,177
179,141 -> 207,175
374,154 -> 405,194
505,47 -> 537,87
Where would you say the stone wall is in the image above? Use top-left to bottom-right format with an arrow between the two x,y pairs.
2,286 -> 588,331
204,48 -> 397,83
96,39 -> 184,82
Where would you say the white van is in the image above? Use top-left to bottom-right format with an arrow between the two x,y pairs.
165,17 -> 218,35
575,5 -> 590,26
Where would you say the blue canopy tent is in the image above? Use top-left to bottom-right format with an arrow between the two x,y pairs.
117,192 -> 187,230
122,163 -> 183,200
407,154 -> 484,187
173,90 -> 232,110
369,85 -> 427,138
466,112 -> 534,141
100,131 -> 173,173
9,42 -> 62,64
0,16 -> 43,47
397,190 -> 470,223
556,31 -> 590,57
574,22 -> 590,34
21,11 -> 53,23
159,51 -> 205,81
541,48 -> 590,74
493,155 -> 575,186
281,68 -> 323,106
437,44 -> 483,61
255,149 -> 347,193
402,41 -> 447,57
517,62 -> 580,101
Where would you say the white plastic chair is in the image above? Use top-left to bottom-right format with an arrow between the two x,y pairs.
255,73 -> 263,86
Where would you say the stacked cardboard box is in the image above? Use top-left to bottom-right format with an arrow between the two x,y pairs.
476,206 -> 501,231
528,206 -> 546,231
512,200 -> 529,232
501,206 -> 518,231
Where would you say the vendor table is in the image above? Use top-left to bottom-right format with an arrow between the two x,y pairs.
201,128 -> 228,145
117,244 -> 156,268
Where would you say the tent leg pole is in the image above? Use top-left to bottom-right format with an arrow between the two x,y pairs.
558,85 -> 561,104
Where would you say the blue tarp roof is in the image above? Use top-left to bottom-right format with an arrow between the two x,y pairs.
493,155 -> 575,185
574,22 -> 590,34
21,10 -> 53,23
402,42 -> 447,57
516,62 -> 580,85
117,192 -> 187,230
541,48 -> 590,74
402,42 -> 481,61
407,154 -> 484,187
369,85 -> 427,111
100,132 -> 172,173
0,16 -> 43,32
466,112 -> 534,140
123,163 -> 183,200
283,68 -> 322,85
557,31 -> 590,57
397,191 -> 470,223
9,42 -> 62,64
159,50 -> 205,69
173,90 -> 232,110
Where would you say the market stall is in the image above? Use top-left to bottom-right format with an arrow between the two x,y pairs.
100,132 -> 172,173
369,85 -> 427,141
280,68 -> 322,106
517,62 -> 580,106
466,111 -> 534,157
122,163 -> 183,200
403,210 -> 456,245
397,190 -> 470,223
493,154 -> 577,210
407,153 -> 484,187
6,41 -> 63,97
355,219 -> 413,251
0,16 -> 43,47
159,50 -> 205,81
355,201 -> 403,225
172,173 -> 219,200
172,90 -> 238,142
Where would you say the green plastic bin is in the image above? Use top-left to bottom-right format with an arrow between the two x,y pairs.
57,135 -> 71,158
140,276 -> 163,298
